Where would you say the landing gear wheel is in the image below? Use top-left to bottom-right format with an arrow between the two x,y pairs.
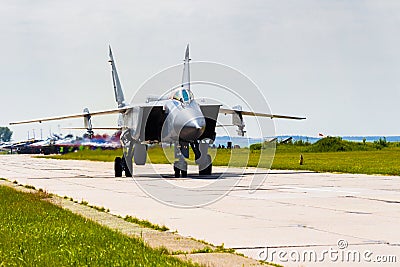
199,155 -> 212,176
122,157 -> 132,177
125,168 -> 132,177
174,166 -> 180,178
114,157 -> 122,177
174,160 -> 187,178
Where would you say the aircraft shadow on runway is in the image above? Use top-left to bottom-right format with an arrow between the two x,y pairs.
134,173 -> 240,180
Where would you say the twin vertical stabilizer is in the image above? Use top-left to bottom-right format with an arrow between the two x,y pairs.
182,44 -> 191,91
109,46 -> 126,108
109,44 -> 190,107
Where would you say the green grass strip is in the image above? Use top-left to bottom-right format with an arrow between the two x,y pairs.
38,145 -> 400,176
124,216 -> 169,232
0,186 -> 196,266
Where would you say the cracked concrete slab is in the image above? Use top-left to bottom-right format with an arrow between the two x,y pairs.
1,154 -> 399,266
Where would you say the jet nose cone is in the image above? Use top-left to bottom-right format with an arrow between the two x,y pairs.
180,118 -> 206,141
185,118 -> 205,129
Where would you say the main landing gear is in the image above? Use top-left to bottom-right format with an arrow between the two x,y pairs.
114,156 -> 132,177
198,154 -> 212,175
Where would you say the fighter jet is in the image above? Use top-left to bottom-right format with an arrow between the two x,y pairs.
10,45 -> 305,177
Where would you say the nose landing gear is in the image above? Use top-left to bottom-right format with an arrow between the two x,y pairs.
173,140 -> 213,177
174,159 -> 187,178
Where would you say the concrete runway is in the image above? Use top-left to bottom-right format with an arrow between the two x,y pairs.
1,154 -> 399,266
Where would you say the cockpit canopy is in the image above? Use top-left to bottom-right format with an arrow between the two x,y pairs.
171,88 -> 194,104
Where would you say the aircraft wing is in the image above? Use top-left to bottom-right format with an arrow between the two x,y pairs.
218,107 -> 305,136
62,127 -> 122,130
219,108 -> 306,120
9,107 -> 132,125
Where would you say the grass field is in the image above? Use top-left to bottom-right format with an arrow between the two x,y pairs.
272,149 -> 400,175
36,139 -> 400,176
0,185 -> 196,266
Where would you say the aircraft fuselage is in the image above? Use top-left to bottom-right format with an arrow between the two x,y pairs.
162,98 -> 206,142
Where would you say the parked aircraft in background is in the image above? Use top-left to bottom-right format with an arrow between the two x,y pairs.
0,133 -> 121,155
10,45 -> 305,177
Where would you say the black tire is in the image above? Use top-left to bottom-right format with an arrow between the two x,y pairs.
199,155 -> 212,175
205,163 -> 212,175
122,157 -> 132,177
200,166 -> 212,175
181,170 -> 187,178
174,166 -> 180,178
125,166 -> 132,177
206,155 -> 212,175
114,157 -> 122,177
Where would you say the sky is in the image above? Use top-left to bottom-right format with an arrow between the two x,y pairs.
1,0 -> 400,141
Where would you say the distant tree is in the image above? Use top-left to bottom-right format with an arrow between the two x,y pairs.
250,143 -> 262,151
374,137 -> 388,150
0,127 -> 13,142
